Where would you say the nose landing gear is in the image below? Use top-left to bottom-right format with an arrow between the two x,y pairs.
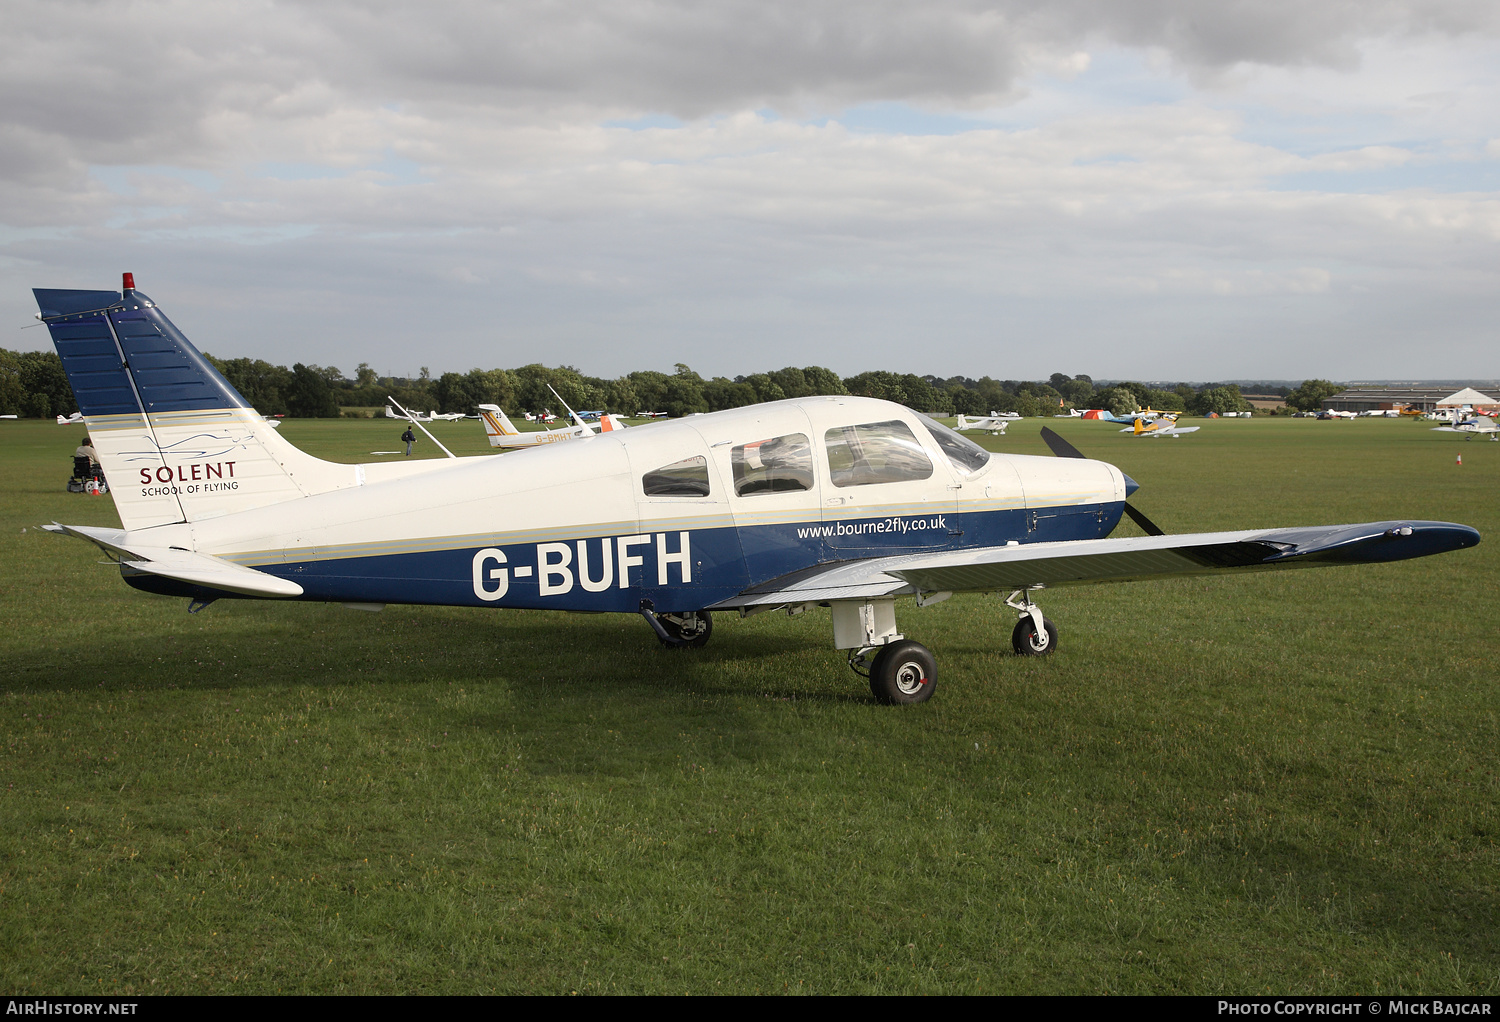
1006,589 -> 1057,656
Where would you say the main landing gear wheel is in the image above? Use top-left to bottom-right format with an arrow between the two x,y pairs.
1011,615 -> 1058,657
868,640 -> 937,705
655,610 -> 713,648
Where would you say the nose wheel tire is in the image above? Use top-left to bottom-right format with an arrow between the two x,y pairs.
1012,615 -> 1057,656
868,640 -> 937,705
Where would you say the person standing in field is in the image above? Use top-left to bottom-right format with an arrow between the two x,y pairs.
402,426 -> 416,456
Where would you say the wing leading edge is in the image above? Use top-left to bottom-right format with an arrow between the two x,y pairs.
709,520 -> 1480,609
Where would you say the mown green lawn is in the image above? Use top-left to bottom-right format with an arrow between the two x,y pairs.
0,414 -> 1495,994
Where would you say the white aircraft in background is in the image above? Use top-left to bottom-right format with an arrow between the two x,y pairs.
57,411 -> 85,425
479,405 -> 592,447
30,274 -> 1481,705
954,413 -> 1017,435
1121,417 -> 1200,438
478,390 -> 627,449
385,406 -> 465,422
1432,416 -> 1499,441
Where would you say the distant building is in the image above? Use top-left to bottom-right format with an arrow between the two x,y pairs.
1321,387 -> 1476,413
1436,388 -> 1499,413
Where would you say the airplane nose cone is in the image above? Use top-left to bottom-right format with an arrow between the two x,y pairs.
1122,473 -> 1141,498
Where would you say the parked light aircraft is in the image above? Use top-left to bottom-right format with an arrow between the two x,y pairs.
31,276 -> 1481,704
954,413 -> 1014,435
477,393 -> 627,449
1120,418 -> 1200,438
385,406 -> 466,422
1432,417 -> 1499,441
56,411 -> 85,425
1068,408 -> 1177,424
478,404 -> 592,447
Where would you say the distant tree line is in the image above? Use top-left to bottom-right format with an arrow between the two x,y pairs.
0,349 -> 76,419
0,346 -> 1331,420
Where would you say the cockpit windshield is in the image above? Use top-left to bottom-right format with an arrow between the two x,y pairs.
921,417 -> 991,477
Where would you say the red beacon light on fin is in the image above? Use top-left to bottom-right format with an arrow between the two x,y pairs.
122,272 -> 135,291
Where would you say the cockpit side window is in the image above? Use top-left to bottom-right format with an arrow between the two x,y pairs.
642,455 -> 710,497
732,433 -> 814,496
824,420 -> 934,488
921,418 -> 991,478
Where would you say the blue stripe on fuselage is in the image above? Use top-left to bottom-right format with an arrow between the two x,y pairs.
124,504 -> 1124,610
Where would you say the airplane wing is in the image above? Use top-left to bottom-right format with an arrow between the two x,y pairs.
547,384 -> 594,431
43,524 -> 304,598
709,520 -> 1478,609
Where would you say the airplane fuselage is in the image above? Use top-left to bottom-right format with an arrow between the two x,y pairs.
123,398 -> 1128,613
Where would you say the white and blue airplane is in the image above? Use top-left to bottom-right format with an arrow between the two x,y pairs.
1431,416 -> 1499,441
31,275 -> 1481,704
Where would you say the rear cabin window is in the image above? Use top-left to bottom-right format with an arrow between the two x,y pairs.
642,455 -> 711,497
731,433 -> 814,496
824,420 -> 934,488
920,418 -> 991,477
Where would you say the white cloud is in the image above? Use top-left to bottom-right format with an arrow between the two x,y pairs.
3,2 -> 1499,380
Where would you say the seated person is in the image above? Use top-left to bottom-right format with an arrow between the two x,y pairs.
74,436 -> 101,479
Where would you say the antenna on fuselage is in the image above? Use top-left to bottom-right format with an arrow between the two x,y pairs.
387,396 -> 457,459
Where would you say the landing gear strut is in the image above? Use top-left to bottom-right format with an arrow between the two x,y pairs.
639,601 -> 713,648
833,598 -> 937,704
1006,589 -> 1057,656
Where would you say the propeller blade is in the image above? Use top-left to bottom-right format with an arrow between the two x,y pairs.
1039,427 -> 1086,460
1123,502 -> 1166,537
1040,426 -> 1167,535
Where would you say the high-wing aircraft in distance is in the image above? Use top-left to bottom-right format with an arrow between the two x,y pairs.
31,276 -> 1481,704
478,404 -> 593,447
1120,417 -> 1200,438
477,391 -> 627,449
954,413 -> 1018,435
385,406 -> 466,422
56,411 -> 85,425
1432,416 -> 1499,441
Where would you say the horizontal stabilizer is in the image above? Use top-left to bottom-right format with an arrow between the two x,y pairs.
46,524 -> 302,598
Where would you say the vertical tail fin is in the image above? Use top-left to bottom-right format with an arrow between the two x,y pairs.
35,275 -> 363,531
477,404 -> 519,445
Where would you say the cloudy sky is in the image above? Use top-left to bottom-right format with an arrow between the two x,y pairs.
5,1 -> 1498,382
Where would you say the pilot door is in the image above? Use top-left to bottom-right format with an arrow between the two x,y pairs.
695,409 -> 827,584
817,416 -> 958,557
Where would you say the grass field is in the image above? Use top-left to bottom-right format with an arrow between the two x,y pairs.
1,414 -> 1495,994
